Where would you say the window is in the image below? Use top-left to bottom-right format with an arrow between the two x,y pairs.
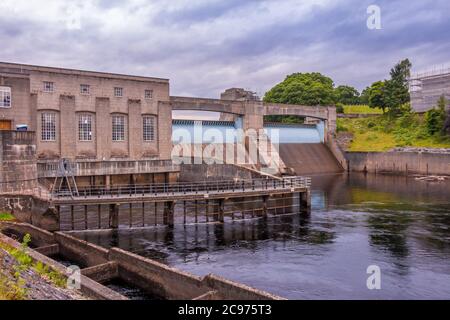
43,82 -> 54,92
0,86 -> 11,108
80,84 -> 90,95
114,87 -> 123,97
112,115 -> 125,141
145,89 -> 153,99
143,116 -> 156,141
41,113 -> 56,141
78,114 -> 93,141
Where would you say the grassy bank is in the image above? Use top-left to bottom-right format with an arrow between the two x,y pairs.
0,234 -> 67,300
343,105 -> 384,114
337,113 -> 450,152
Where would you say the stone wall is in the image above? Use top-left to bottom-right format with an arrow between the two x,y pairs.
0,131 -> 38,194
346,151 -> 450,175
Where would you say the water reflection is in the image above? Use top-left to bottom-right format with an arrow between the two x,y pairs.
73,173 -> 450,299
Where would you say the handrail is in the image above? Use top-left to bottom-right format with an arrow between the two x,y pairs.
51,176 -> 311,199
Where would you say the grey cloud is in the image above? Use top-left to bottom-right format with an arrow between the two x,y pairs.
0,0 -> 448,97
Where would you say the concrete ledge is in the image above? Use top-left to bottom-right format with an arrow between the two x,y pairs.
54,232 -> 110,267
109,247 -> 285,300
81,262 -> 119,283
0,222 -> 56,247
203,274 -> 285,300
35,244 -> 60,256
109,247 -> 206,299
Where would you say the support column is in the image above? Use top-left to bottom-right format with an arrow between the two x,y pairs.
262,195 -> 269,217
164,201 -> 175,227
300,190 -> 311,212
84,205 -> 88,230
218,199 -> 225,223
109,204 -> 119,229
97,204 -> 102,229
105,175 -> 111,190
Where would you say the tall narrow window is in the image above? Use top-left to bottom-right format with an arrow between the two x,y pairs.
114,87 -> 123,97
0,86 -> 11,108
145,89 -> 153,99
143,116 -> 156,141
112,115 -> 125,141
78,114 -> 93,141
43,82 -> 54,92
41,113 -> 56,141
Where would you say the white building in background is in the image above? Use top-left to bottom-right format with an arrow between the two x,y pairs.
409,66 -> 450,113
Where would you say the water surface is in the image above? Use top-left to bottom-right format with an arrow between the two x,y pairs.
73,173 -> 450,299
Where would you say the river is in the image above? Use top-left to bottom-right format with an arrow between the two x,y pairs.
72,173 -> 450,299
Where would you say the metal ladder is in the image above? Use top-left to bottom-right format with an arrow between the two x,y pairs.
53,159 -> 79,198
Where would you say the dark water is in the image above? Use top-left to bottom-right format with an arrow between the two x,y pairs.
72,173 -> 450,299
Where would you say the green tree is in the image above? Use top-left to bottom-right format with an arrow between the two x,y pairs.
360,86 -> 371,105
263,72 -> 336,106
368,81 -> 388,113
384,59 -> 412,115
425,95 -> 447,135
335,85 -> 360,105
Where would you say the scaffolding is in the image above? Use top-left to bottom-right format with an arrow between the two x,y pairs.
409,64 -> 450,112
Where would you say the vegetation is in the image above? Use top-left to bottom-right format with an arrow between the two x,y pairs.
0,212 -> 15,221
343,105 -> 384,114
0,234 -> 67,300
425,95 -> 448,135
335,85 -> 360,105
337,104 -> 450,151
264,72 -> 336,106
365,59 -> 412,115
262,58 -> 449,151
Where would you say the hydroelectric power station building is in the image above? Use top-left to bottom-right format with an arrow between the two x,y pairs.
0,61 -> 344,197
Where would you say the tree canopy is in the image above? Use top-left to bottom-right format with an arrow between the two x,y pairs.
384,59 -> 412,115
263,72 -> 336,106
368,81 -> 388,112
335,85 -> 360,105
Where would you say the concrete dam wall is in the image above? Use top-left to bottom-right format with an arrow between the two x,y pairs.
278,143 -> 344,175
346,151 -> 450,176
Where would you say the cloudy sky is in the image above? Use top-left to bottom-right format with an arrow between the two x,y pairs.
1,0 -> 449,99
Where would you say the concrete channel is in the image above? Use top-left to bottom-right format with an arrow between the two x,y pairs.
0,222 -> 285,300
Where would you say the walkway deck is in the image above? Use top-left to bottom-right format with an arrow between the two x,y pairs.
51,176 -> 311,205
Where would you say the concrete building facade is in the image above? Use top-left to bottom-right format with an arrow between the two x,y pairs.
0,62 -> 172,162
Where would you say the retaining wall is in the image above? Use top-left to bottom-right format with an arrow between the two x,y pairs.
0,222 -> 283,300
346,151 -> 450,175
0,131 -> 38,194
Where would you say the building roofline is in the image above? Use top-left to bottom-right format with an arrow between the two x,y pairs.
0,61 -> 170,84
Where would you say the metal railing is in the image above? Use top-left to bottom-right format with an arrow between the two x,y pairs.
38,159 -> 180,178
51,176 -> 311,199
